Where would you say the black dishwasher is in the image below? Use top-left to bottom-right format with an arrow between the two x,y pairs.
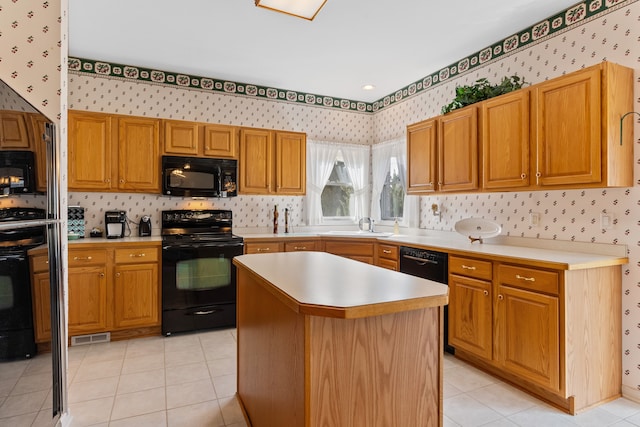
399,246 -> 453,354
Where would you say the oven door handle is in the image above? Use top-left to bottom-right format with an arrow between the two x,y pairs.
163,242 -> 244,250
401,254 -> 439,265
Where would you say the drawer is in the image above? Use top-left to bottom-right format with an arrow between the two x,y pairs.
377,244 -> 398,260
449,255 -> 492,280
284,240 -> 318,252
69,249 -> 108,266
498,264 -> 559,295
245,241 -> 283,254
115,247 -> 159,264
378,258 -> 398,271
324,241 -> 374,257
31,254 -> 50,273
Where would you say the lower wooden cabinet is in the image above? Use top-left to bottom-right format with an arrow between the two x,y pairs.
244,241 -> 284,254
29,243 -> 161,343
449,254 -> 621,414
323,239 -> 375,264
284,240 -> 318,252
376,243 -> 399,271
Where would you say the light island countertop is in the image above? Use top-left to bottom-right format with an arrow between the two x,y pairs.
233,251 -> 449,319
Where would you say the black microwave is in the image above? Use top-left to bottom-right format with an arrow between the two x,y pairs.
162,156 -> 237,198
0,151 -> 36,196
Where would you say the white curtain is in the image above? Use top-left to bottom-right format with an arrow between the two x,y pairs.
371,138 -> 417,227
341,144 -> 371,222
305,140 -> 341,225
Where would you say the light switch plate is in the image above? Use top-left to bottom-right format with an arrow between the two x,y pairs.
530,212 -> 540,227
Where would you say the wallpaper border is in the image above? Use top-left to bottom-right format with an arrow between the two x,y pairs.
67,0 -> 633,114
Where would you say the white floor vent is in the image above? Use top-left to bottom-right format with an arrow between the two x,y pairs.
71,332 -> 111,346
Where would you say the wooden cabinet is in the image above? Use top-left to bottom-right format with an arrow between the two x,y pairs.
323,239 -> 375,264
239,128 -> 306,195
0,111 -> 31,149
376,243 -> 398,271
496,265 -> 559,392
28,113 -> 50,192
118,116 -> 160,192
448,255 -> 493,360
244,241 -> 284,254
408,61 -> 633,195
481,90 -> 530,190
31,242 -> 162,342
113,246 -> 160,329
163,120 -> 199,155
68,248 -> 109,335
532,62 -> 633,188
438,106 -> 478,192
407,118 -> 437,194
163,120 -> 237,158
29,252 -> 51,343
68,110 -> 160,192
406,106 -> 478,194
284,240 -> 318,252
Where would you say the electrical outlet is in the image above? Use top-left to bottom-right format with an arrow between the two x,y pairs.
529,212 -> 540,227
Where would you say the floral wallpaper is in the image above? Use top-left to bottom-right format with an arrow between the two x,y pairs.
67,0 -> 640,399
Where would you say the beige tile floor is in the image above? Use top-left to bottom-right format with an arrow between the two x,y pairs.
2,328 -> 640,426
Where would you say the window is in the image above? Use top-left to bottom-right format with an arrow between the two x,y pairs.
380,156 -> 404,220
321,156 -> 354,218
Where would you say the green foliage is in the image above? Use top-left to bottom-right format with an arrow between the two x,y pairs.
441,75 -> 526,115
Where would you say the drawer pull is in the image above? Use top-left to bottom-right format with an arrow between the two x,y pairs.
293,246 -> 307,250
129,253 -> 146,258
257,248 -> 271,252
73,256 -> 92,261
483,290 -> 489,296
516,274 -> 536,282
461,265 -> 476,270
382,249 -> 392,254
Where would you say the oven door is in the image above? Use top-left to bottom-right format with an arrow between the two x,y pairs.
162,240 -> 243,334
0,251 -> 36,359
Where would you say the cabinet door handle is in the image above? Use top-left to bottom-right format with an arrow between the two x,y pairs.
293,246 -> 306,250
498,294 -> 504,300
116,272 -> 121,278
521,173 -> 527,179
483,290 -> 489,296
73,256 -> 93,261
129,253 -> 146,258
105,178 -> 111,183
257,248 -> 270,252
99,272 -> 105,278
382,249 -> 392,254
516,274 -> 536,282
461,265 -> 476,270
536,172 -> 541,178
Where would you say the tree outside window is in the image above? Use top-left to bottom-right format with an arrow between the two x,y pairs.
380,156 -> 404,220
321,159 -> 354,218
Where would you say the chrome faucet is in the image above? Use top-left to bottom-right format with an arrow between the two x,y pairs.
370,219 -> 375,232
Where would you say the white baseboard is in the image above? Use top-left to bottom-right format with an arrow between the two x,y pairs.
622,385 -> 640,404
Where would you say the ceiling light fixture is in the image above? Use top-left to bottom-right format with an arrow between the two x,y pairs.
255,0 -> 327,21
362,84 -> 376,91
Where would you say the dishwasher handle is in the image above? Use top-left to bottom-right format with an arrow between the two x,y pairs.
401,254 -> 439,265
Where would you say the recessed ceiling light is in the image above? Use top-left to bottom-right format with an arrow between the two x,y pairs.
362,84 -> 376,91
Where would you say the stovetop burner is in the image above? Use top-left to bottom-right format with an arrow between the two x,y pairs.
161,209 -> 240,243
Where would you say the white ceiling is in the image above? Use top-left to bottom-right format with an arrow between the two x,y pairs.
68,0 -> 579,103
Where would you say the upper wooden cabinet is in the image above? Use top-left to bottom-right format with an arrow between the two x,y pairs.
438,106 -> 478,192
407,118 -> 437,194
68,110 -> 160,192
239,128 -> 306,195
406,107 -> 478,194
28,113 -> 51,192
408,61 -> 633,194
481,90 -> 530,190
163,120 -> 237,158
163,120 -> 199,155
532,62 -> 633,189
0,111 -> 31,149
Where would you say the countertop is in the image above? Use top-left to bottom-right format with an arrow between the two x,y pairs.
233,251 -> 449,319
238,230 -> 628,271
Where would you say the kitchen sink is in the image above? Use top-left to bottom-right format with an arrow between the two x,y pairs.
319,230 -> 394,238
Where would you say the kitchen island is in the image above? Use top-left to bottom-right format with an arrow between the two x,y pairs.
233,251 -> 449,427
